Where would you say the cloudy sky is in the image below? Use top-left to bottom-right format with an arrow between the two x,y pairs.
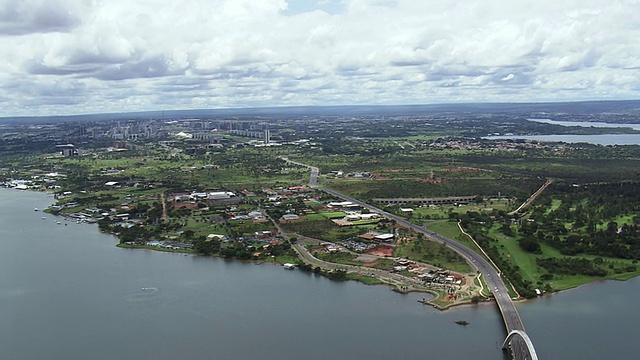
1,0 -> 640,116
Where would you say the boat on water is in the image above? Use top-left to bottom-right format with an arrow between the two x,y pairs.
34,208 -> 39,211
41,217 -> 46,220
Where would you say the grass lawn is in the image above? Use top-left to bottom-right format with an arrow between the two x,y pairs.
183,217 -> 216,236
486,224 -> 640,291
410,200 -> 512,220
488,226 -> 540,284
544,199 -> 562,215
305,213 -> 325,221
611,214 -> 636,226
345,273 -> 386,286
320,211 -> 347,219
426,221 -> 501,269
316,252 -> 360,265
117,243 -> 196,254
372,258 -> 395,270
426,221 -> 476,248
476,275 -> 491,297
394,236 -> 473,274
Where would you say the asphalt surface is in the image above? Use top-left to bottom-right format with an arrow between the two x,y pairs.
281,157 -> 537,359
317,186 -> 537,359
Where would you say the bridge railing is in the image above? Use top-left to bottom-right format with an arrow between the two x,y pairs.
502,330 -> 538,360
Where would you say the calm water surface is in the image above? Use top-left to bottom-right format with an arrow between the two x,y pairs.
485,134 -> 640,145
1,189 -> 638,359
528,118 -> 640,131
484,118 -> 640,145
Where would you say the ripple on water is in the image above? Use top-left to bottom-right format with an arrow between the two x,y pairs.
124,287 -> 160,303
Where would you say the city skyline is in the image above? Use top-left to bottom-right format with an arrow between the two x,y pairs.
2,0 -> 640,117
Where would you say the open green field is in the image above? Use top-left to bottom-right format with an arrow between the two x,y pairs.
305,213 -> 325,221
282,219 -> 363,242
407,199 -> 513,219
487,226 -> 540,282
487,224 -> 640,291
319,211 -> 347,219
393,228 -> 473,274
426,221 -> 475,247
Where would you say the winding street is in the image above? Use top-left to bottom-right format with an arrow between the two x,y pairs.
290,238 -> 428,291
267,211 -> 433,295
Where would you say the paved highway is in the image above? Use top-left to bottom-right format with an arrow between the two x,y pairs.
281,157 -> 319,187
282,157 -> 537,359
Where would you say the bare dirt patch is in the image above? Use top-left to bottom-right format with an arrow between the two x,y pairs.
418,178 -> 444,183
361,261 -> 380,268
354,254 -> 379,262
365,244 -> 395,257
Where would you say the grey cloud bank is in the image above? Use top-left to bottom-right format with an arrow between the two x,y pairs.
1,0 -> 639,116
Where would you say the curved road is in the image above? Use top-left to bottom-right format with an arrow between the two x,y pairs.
283,157 -> 538,360
290,239 -> 430,291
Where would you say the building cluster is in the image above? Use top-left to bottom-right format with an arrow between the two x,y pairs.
390,259 -> 465,286
109,122 -> 157,139
2,172 -> 65,191
171,191 -> 241,209
373,196 -> 478,206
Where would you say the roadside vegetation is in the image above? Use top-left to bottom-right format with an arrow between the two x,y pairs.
2,109 -> 640,302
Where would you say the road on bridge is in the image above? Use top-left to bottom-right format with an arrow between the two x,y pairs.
283,157 -> 538,360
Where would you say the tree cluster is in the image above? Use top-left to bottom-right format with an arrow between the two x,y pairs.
526,182 -> 640,259
536,257 -> 607,277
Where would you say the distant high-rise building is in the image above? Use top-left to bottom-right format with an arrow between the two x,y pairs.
57,144 -> 77,157
263,129 -> 271,144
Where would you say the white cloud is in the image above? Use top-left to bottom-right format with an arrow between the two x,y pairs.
501,73 -> 515,82
1,0 -> 640,116
0,0 -> 88,35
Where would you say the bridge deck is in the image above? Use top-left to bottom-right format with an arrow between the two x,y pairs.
287,158 -> 540,360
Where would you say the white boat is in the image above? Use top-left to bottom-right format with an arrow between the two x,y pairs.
34,208 -> 39,211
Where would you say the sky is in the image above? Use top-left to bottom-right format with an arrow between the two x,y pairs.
1,0 -> 640,116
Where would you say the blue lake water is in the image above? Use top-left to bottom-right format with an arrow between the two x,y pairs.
485,133 -> 640,145
484,118 -> 640,145
528,118 -> 640,131
1,188 -> 638,359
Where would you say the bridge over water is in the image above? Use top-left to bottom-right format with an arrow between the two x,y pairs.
284,158 -> 539,360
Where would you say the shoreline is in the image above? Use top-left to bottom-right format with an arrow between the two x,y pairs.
117,240 -> 478,310
5,186 -> 638,310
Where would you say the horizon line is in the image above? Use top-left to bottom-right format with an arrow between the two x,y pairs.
3,98 -> 640,121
